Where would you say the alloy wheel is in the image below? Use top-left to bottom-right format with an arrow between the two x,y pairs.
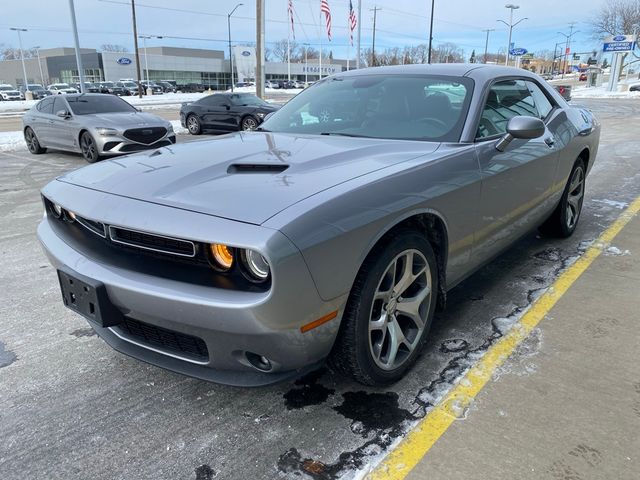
368,249 -> 432,371
242,117 -> 258,131
187,116 -> 200,134
566,166 -> 584,230
80,133 -> 97,162
25,129 -> 38,153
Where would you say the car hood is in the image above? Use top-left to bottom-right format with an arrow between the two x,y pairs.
58,132 -> 440,225
84,112 -> 168,129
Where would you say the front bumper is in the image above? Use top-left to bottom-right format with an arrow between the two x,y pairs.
37,183 -> 344,386
96,131 -> 177,156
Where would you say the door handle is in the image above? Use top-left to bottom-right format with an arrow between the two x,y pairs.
544,137 -> 555,147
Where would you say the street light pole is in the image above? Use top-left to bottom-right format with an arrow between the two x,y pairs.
139,34 -> 163,90
33,46 -> 45,85
558,23 -> 577,79
67,0 -> 86,91
130,0 -> 144,98
427,0 -> 435,64
498,4 -> 527,67
10,28 -> 30,96
228,3 -> 243,92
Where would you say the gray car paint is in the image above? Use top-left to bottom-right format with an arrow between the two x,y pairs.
22,93 -> 175,157
38,64 -> 600,385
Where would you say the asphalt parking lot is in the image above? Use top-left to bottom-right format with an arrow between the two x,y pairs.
1,98 -> 639,480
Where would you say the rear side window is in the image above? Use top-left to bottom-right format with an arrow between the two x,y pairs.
53,97 -> 67,114
199,95 -> 224,106
37,97 -> 54,114
477,79 -> 540,139
526,81 -> 554,120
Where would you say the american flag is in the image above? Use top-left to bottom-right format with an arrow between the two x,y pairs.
348,0 -> 357,46
288,0 -> 295,40
320,0 -> 332,41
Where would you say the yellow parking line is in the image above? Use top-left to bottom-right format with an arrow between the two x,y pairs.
367,195 -> 640,480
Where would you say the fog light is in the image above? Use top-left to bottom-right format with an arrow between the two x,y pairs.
210,243 -> 234,271
246,352 -> 272,371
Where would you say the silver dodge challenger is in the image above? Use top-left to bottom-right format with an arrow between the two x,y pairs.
23,93 -> 176,163
38,65 -> 600,386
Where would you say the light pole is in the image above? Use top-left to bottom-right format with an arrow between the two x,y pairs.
139,34 -> 163,91
303,43 -> 309,84
228,3 -> 243,92
67,0 -> 86,91
427,0 -> 435,64
498,4 -> 527,67
558,24 -> 578,79
10,28 -> 30,98
33,46 -> 45,85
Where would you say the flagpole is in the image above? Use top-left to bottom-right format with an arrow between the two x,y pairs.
319,8 -> 323,81
287,29 -> 291,82
356,0 -> 361,69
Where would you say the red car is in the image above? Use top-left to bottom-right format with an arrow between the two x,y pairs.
579,73 -> 587,81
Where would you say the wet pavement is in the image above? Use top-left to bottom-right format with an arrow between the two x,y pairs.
1,98 -> 639,480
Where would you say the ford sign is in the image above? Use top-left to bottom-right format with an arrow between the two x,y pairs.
117,57 -> 132,65
613,35 -> 627,41
241,51 -> 251,57
509,47 -> 528,56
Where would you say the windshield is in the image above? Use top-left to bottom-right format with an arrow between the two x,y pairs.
66,95 -> 137,115
230,94 -> 267,107
122,82 -> 137,88
28,85 -> 45,91
0,86 -> 15,91
261,74 -> 473,142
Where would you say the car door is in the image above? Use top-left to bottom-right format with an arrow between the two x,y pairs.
472,78 -> 559,264
199,95 -> 232,130
48,96 -> 76,149
28,97 -> 55,145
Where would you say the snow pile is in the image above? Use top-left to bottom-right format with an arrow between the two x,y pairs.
572,85 -> 640,99
0,130 -> 25,152
170,120 -> 188,135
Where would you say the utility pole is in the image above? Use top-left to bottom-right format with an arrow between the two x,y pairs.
370,6 -> 381,67
499,4 -> 527,67
256,0 -> 265,98
140,35 -> 162,94
67,0 -> 86,91
10,28 -> 30,98
427,0 -> 435,63
34,46 -> 45,85
227,3 -> 243,92
482,29 -> 495,64
356,0 -> 362,68
558,23 -> 577,79
130,0 -> 144,98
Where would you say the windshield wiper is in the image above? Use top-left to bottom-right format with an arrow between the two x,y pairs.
256,126 -> 271,132
320,132 -> 372,138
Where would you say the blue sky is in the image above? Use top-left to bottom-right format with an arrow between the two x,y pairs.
0,0 -> 606,60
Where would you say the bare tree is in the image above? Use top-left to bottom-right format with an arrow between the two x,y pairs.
100,44 -> 129,52
432,42 -> 464,63
589,0 -> 640,37
270,39 -> 299,63
0,46 -> 37,60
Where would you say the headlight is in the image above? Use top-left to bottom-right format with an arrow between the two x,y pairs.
210,244 -> 234,271
166,123 -> 174,132
240,249 -> 270,282
255,112 -> 266,119
96,127 -> 119,136
52,202 -> 62,218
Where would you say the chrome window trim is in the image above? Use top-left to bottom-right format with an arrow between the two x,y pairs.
108,225 -> 197,258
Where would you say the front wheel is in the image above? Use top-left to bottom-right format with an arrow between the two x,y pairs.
186,114 -> 202,135
24,127 -> 46,154
330,231 -> 438,386
540,159 -> 585,237
241,116 -> 258,131
80,132 -> 100,163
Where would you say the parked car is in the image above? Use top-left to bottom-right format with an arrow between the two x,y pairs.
0,84 -> 22,101
294,80 -> 306,88
180,83 -> 206,93
98,81 -> 128,96
265,80 -> 279,89
116,81 -> 139,96
140,81 -> 164,95
22,93 -> 175,162
20,84 -> 52,99
47,83 -> 79,94
72,82 -> 101,93
235,82 -> 254,88
180,92 -> 280,134
36,65 -> 600,387
630,83 -> 640,92
579,73 -> 587,81
157,81 -> 176,93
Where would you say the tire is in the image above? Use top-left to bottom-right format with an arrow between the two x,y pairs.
186,114 -> 202,135
241,116 -> 258,131
79,131 -> 100,163
330,230 -> 439,386
24,127 -> 46,154
540,159 -> 586,238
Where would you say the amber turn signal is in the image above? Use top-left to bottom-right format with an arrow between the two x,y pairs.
210,243 -> 234,270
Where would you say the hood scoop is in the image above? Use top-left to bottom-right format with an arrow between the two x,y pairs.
227,163 -> 289,174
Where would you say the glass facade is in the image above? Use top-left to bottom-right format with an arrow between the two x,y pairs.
146,70 -> 232,90
59,68 -> 104,84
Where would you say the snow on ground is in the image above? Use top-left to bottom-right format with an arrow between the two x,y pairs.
0,130 -> 26,152
572,84 -> 640,99
170,120 -> 188,134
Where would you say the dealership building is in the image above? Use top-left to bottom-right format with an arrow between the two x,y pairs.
0,46 -> 346,89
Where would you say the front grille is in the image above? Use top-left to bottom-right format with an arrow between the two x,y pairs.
75,215 -> 106,237
120,140 -> 172,152
123,127 -> 167,144
109,226 -> 196,257
117,317 -> 209,362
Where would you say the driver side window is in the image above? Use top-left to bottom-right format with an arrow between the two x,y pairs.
476,79 -> 540,139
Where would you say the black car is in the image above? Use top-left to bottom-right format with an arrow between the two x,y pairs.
180,83 -> 206,93
97,82 -> 128,96
180,93 -> 280,134
73,82 -> 101,93
630,83 -> 640,92
141,81 -> 164,95
20,84 -> 52,99
157,81 -> 176,93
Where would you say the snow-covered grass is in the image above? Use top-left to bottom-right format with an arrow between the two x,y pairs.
170,119 -> 188,135
0,130 -> 26,152
572,85 -> 640,99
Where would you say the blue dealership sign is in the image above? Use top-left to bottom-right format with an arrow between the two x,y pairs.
509,47 -> 528,56
241,50 -> 251,57
613,35 -> 627,41
117,57 -> 132,65
603,35 -> 636,52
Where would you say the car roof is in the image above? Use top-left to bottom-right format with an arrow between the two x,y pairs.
337,63 -> 539,81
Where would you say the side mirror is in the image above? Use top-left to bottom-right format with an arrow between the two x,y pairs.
56,110 -> 71,119
495,116 -> 545,152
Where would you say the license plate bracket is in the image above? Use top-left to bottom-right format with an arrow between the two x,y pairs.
57,267 -> 122,327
